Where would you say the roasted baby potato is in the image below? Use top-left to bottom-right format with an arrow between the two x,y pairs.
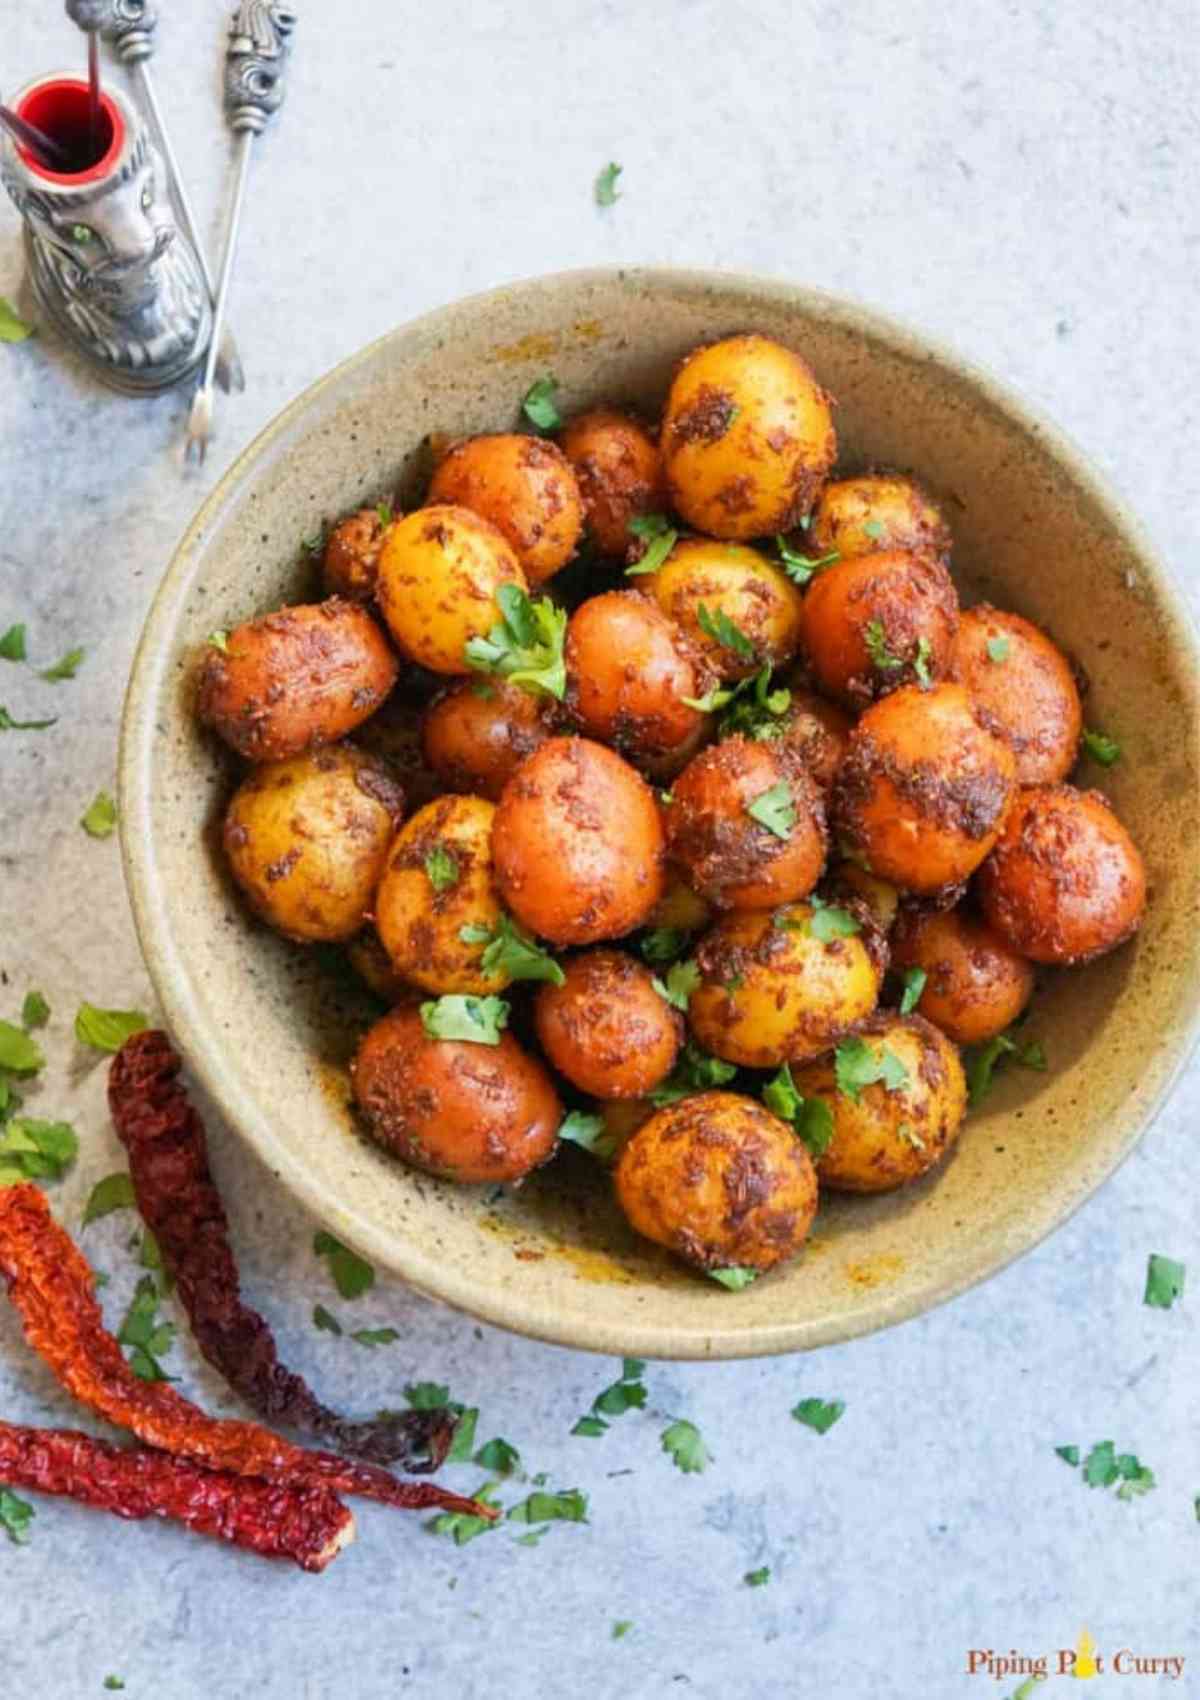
661,334 -> 836,540
688,900 -> 882,1068
776,685 -> 853,791
533,948 -> 682,1098
976,783 -> 1147,964
891,904 -> 1034,1044
197,599 -> 398,762
421,678 -> 556,801
834,683 -> 1017,893
352,1004 -> 561,1184
809,473 -> 951,562
791,1013 -> 967,1193
375,794 -> 508,994
375,505 -> 527,674
321,505 -> 393,601
949,605 -> 1083,785
565,590 -> 708,756
664,737 -> 827,911
647,537 -> 805,681
558,408 -> 665,558
799,550 -> 959,706
828,860 -> 901,933
427,434 -> 583,585
614,1090 -> 819,1272
492,737 -> 666,944
223,745 -> 404,943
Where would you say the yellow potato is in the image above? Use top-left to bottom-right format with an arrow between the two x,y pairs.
661,334 -> 837,540
374,504 -> 527,675
809,473 -> 951,562
375,794 -> 508,994
647,870 -> 713,935
223,745 -> 404,943
688,901 -> 882,1068
648,536 -> 805,681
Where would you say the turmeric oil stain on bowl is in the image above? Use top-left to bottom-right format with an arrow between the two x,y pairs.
490,331 -> 560,365
844,1252 -> 906,1290
480,1210 -> 641,1285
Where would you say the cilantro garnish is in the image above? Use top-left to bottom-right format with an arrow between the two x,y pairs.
74,1004 -> 149,1054
445,1407 -> 478,1462
774,536 -> 839,585
652,959 -> 700,1012
660,1418 -> 710,1474
81,789 -> 118,839
459,912 -> 564,985
313,1303 -> 341,1334
834,1037 -> 909,1103
709,1266 -> 759,1291
0,298 -> 33,343
0,1020 -> 43,1076
640,927 -> 691,965
506,1487 -> 589,1525
0,706 -> 56,731
464,584 -> 567,699
313,1231 -> 375,1300
863,619 -> 903,672
762,1063 -> 836,1157
595,162 -> 623,206
862,520 -> 886,541
206,629 -> 229,652
899,965 -> 927,1015
986,634 -> 1010,664
404,1381 -> 450,1410
713,665 -> 791,740
0,1488 -> 34,1544
0,1117 -> 78,1186
1144,1253 -> 1185,1310
1082,726 -> 1121,766
420,994 -> 510,1045
428,1478 -> 503,1545
82,1172 -> 136,1226
912,635 -> 934,689
118,1274 -> 176,1381
696,602 -> 755,660
522,374 -> 561,433
557,1109 -> 621,1163
964,1029 -> 1047,1106
352,1326 -> 400,1348
474,1436 -> 521,1474
377,502 -> 394,527
1076,1440 -> 1156,1501
624,513 -> 678,577
41,646 -> 85,682
791,1397 -> 845,1434
611,1620 -> 634,1640
21,990 -> 49,1030
745,779 -> 795,840
806,896 -> 860,941
744,1566 -> 770,1587
573,1358 -> 648,1437
103,1681 -> 125,1693
1055,1444 -> 1080,1466
0,624 -> 26,661
424,846 -> 459,893
648,1041 -> 737,1106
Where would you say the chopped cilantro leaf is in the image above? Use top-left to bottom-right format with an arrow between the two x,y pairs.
404,1381 -> 450,1410
81,789 -> 118,838
612,1620 -> 634,1639
912,635 -> 934,689
0,1117 -> 78,1184
428,1478 -> 503,1545
1055,1444 -> 1080,1466
652,959 -> 700,1012
1078,1439 -> 1155,1501
746,780 -> 795,840
420,994 -> 510,1045
424,847 -> 459,892
899,965 -> 927,1015
986,634 -> 1010,664
0,706 -> 56,731
506,1487 -> 589,1525
558,1109 -> 620,1163
313,1231 -> 375,1300
464,584 -> 567,699
1082,726 -> 1121,766
744,1566 -> 770,1587
775,536 -> 839,585
313,1303 -> 342,1334
377,502 -> 394,527
352,1326 -> 400,1348
0,298 -> 33,343
696,602 -> 755,659
206,629 -> 229,652
0,1488 -> 34,1544
20,989 -> 49,1030
807,896 -> 860,940
571,1415 -> 609,1437
82,1172 -> 136,1226
474,1436 -> 521,1474
762,1063 -> 835,1157
661,1418 -> 710,1474
791,1397 -> 845,1434
709,1266 -> 759,1291
862,520 -> 886,541
625,512 -> 678,576
0,1020 -> 43,1076
964,1029 -> 1047,1106
648,1041 -> 736,1106
74,1004 -> 149,1054
834,1037 -> 910,1103
103,1679 -> 125,1691
573,1357 -> 647,1437
41,646 -> 85,682
118,1274 -> 176,1381
863,619 -> 903,672
522,374 -> 561,433
0,624 -> 27,661
595,162 -> 623,206
446,1407 -> 478,1462
716,665 -> 792,740
458,912 -> 563,985
640,927 -> 691,964
1144,1253 -> 1185,1310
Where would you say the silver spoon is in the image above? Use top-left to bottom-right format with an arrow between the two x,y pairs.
185,2 -> 296,465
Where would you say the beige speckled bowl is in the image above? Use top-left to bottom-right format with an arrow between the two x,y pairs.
120,268 -> 1200,1359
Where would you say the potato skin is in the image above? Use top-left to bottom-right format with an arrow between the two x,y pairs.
799,550 -> 959,706
375,505 -> 527,675
834,683 -> 1017,893
976,783 -> 1147,965
322,507 -> 391,601
375,794 -> 508,994
427,434 -> 583,585
661,335 -> 836,541
614,1090 -> 818,1272
492,737 -> 666,944
421,678 -> 556,801
223,745 -> 404,943
688,901 -> 882,1068
648,537 -> 806,681
776,686 -> 852,791
828,861 -> 900,933
665,736 -> 827,911
949,605 -> 1083,785
647,870 -> 713,935
565,590 -> 708,756
558,408 -> 665,559
791,1013 -> 967,1193
891,904 -> 1034,1045
809,473 -> 951,562
352,1004 -> 561,1184
534,948 -> 682,1098
197,599 -> 398,762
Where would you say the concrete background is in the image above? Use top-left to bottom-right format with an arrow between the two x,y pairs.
0,2 -> 1196,1694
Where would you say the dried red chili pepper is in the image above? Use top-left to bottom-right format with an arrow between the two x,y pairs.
0,1183 -> 492,1523
0,1418 -> 353,1572
107,1028 -> 451,1471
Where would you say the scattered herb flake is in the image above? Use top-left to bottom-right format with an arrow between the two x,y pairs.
640,927 -> 691,965
81,789 -> 118,839
965,1030 -> 1047,1105
424,847 -> 459,893
514,1526 -> 549,1546
571,1415 -> 609,1438
696,601 -> 755,660
74,1004 -> 149,1054
652,959 -> 700,1013
82,1172 -> 136,1226
594,162 -> 623,206
1144,1253 -> 1185,1310
715,664 -> 791,740
0,706 -> 56,731
912,635 -> 934,689
20,989 -> 50,1030
762,1063 -> 835,1157
574,1358 -> 647,1437
709,1266 -> 759,1291
1056,1445 -> 1080,1466
506,1487 -> 588,1525
648,1041 -> 737,1106
1076,1439 -> 1155,1501
103,1680 -> 126,1692
899,965 -> 927,1015
0,1488 -> 34,1544
118,1273 -> 176,1381
404,1381 -> 450,1410
1082,727 -> 1121,767
792,1396 -> 845,1435
661,1418 -> 710,1474
446,1408 -> 478,1462
862,520 -> 886,541
313,1303 -> 342,1335
834,1037 -> 910,1103
428,1478 -> 503,1545
474,1436 -> 520,1474
557,1109 -> 619,1163
0,623 -> 26,661
459,912 -> 563,985
313,1231 -> 376,1300
746,780 -> 795,840
775,536 -> 839,585
0,1021 -> 44,1076
377,502 -> 394,528
41,646 -> 85,682
351,1326 -> 400,1348
624,512 -> 678,577
807,896 -> 860,941
612,1619 -> 634,1639
0,298 -> 33,342
522,374 -> 561,433
0,1117 -> 78,1184
744,1566 -> 770,1587
464,584 -> 567,699
206,629 -> 229,652
986,634 -> 1010,664
863,619 -> 903,672
420,994 -> 510,1045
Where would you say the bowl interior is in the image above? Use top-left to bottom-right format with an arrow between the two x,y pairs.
120,268 -> 1200,1358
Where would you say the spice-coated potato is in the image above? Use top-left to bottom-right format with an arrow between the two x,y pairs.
809,473 -> 952,562
664,737 -> 827,911
558,408 -> 665,559
828,861 -> 901,934
565,590 -> 708,756
223,746 -> 403,943
688,901 -> 882,1068
661,335 -> 836,540
976,784 -> 1147,965
776,685 -> 853,792
492,737 -> 666,945
374,505 -> 527,675
421,678 -> 557,801
427,434 -> 583,585
614,1090 -> 818,1272
834,684 -> 1017,893
799,550 -> 959,706
197,599 -> 398,762
321,506 -> 393,602
949,605 -> 1083,785
891,904 -> 1034,1045
791,1013 -> 967,1193
352,1004 -> 561,1184
533,949 -> 682,1098
648,537 -> 805,682
375,794 -> 508,995
647,870 -> 713,936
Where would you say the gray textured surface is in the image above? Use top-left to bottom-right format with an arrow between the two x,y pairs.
0,2 -> 1196,1694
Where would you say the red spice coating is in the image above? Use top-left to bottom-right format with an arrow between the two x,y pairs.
421,678 -> 557,801
558,408 -> 665,558
534,948 -> 683,1099
949,605 -> 1083,785
565,590 -> 709,756
799,549 -> 959,707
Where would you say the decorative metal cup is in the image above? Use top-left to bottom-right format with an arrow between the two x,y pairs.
0,73 -> 211,394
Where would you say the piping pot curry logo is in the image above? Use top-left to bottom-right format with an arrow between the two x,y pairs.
966,1629 -> 1187,1684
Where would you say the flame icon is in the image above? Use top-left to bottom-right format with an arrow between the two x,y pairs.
1073,1628 -> 1099,1679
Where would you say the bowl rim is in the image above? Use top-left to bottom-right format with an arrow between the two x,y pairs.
119,264 -> 1200,1359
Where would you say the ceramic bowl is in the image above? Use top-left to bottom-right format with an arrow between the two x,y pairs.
119,268 -> 1200,1359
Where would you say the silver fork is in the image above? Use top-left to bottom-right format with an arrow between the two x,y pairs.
185,2 -> 296,465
